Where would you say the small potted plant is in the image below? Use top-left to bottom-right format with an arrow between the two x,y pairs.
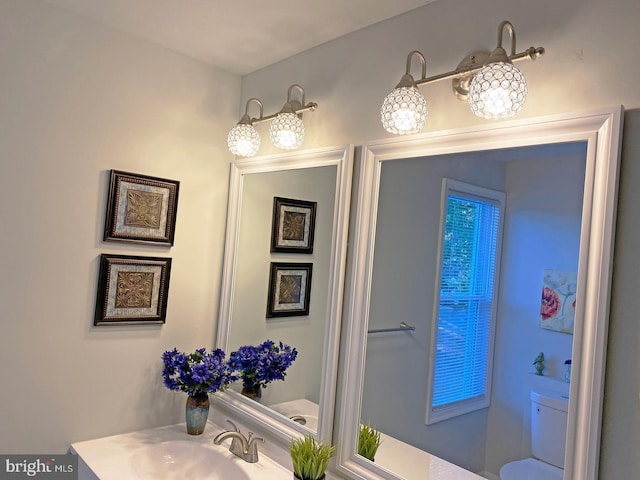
358,423 -> 382,462
289,434 -> 336,480
227,339 -> 298,399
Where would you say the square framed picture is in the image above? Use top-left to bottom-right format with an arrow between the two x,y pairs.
94,254 -> 172,326
271,197 -> 317,253
104,170 -> 180,246
266,262 -> 313,318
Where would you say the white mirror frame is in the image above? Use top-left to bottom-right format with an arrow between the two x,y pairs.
336,107 -> 623,480
214,145 -> 354,445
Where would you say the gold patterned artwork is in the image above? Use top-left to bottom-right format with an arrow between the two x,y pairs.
278,275 -> 302,303
282,212 -> 306,241
115,271 -> 154,309
124,189 -> 163,229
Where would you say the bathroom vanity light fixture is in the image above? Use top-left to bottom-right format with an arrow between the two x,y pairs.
381,20 -> 544,134
227,84 -> 317,157
227,98 -> 263,157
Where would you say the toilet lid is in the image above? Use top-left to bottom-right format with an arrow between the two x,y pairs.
500,458 -> 563,480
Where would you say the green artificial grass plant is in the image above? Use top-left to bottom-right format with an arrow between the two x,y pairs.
357,423 -> 382,461
290,434 -> 336,480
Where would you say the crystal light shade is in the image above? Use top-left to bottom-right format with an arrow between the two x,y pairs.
468,62 -> 527,120
381,86 -> 428,135
269,113 -> 305,150
227,123 -> 261,157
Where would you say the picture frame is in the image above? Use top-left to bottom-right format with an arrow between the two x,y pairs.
94,254 -> 172,326
104,170 -> 180,246
270,197 -> 317,253
266,262 -> 313,317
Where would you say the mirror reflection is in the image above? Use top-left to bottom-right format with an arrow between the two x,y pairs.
228,165 -> 337,432
338,107 -> 622,480
361,143 -> 585,478
216,145 -> 353,444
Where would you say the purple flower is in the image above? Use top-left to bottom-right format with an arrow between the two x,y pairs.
161,347 -> 237,397
228,340 -> 298,389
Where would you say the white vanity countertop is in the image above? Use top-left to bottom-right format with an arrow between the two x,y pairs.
375,431 -> 485,480
69,421 -> 294,480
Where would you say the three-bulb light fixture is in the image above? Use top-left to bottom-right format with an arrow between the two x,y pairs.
227,84 -> 317,157
381,20 -> 545,135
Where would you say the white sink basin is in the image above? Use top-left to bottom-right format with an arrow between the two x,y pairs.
130,440 -> 251,480
269,398 -> 320,432
70,422 -> 292,480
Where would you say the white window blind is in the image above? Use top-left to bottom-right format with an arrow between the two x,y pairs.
427,178 -> 504,424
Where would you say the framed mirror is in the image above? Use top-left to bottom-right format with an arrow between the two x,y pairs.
215,145 -> 353,444
337,108 -> 622,480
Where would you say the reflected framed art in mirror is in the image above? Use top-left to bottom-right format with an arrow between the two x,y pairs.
214,145 -> 353,445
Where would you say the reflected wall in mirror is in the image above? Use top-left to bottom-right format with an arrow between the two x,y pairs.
216,145 -> 353,444
337,107 -> 622,480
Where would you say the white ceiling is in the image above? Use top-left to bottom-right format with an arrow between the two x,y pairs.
42,0 -> 435,75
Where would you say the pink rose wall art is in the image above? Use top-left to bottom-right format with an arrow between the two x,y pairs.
540,269 -> 577,334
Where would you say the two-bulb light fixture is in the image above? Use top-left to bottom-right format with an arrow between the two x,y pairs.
381,20 -> 545,135
227,84 -> 317,157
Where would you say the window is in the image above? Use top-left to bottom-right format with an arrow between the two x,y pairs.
426,178 -> 505,425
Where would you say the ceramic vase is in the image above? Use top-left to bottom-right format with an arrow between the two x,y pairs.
185,394 -> 209,435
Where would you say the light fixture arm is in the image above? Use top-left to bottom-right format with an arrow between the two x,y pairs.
249,84 -> 318,125
410,20 -> 544,89
414,45 -> 543,88
496,20 -> 517,57
287,84 -> 306,110
238,97 -> 264,125
395,50 -> 427,88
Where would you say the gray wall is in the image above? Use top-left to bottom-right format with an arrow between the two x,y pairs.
363,153 -> 505,472
485,147 -> 585,474
600,109 -> 640,477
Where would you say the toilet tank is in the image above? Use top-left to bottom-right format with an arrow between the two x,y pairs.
530,390 -> 569,469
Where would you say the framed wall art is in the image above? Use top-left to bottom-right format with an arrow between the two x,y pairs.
266,262 -> 313,317
104,170 -> 180,246
94,254 -> 172,326
271,197 -> 317,253
540,269 -> 577,334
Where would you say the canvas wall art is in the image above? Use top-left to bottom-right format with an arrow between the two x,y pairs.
540,269 -> 577,334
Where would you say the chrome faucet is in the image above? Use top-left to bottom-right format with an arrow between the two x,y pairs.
290,415 -> 307,426
213,420 -> 264,463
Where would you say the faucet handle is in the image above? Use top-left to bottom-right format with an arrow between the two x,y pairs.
246,432 -> 265,459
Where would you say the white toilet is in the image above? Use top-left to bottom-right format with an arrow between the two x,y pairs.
499,389 -> 569,480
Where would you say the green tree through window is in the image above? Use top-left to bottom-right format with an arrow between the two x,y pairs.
427,179 -> 504,424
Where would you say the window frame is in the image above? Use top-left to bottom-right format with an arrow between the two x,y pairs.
425,178 -> 505,425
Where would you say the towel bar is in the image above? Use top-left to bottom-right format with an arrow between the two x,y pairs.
367,322 -> 416,334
